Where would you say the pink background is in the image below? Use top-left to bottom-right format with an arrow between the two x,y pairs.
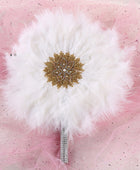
0,0 -> 140,169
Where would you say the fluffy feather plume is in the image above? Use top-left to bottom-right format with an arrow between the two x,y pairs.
2,9 -> 134,137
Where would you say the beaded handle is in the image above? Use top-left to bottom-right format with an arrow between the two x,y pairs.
60,126 -> 68,163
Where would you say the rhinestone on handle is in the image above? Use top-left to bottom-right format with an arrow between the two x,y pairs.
60,126 -> 68,163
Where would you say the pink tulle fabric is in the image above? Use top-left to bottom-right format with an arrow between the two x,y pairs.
0,0 -> 140,169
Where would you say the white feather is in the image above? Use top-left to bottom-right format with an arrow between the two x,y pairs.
2,10 -> 134,137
